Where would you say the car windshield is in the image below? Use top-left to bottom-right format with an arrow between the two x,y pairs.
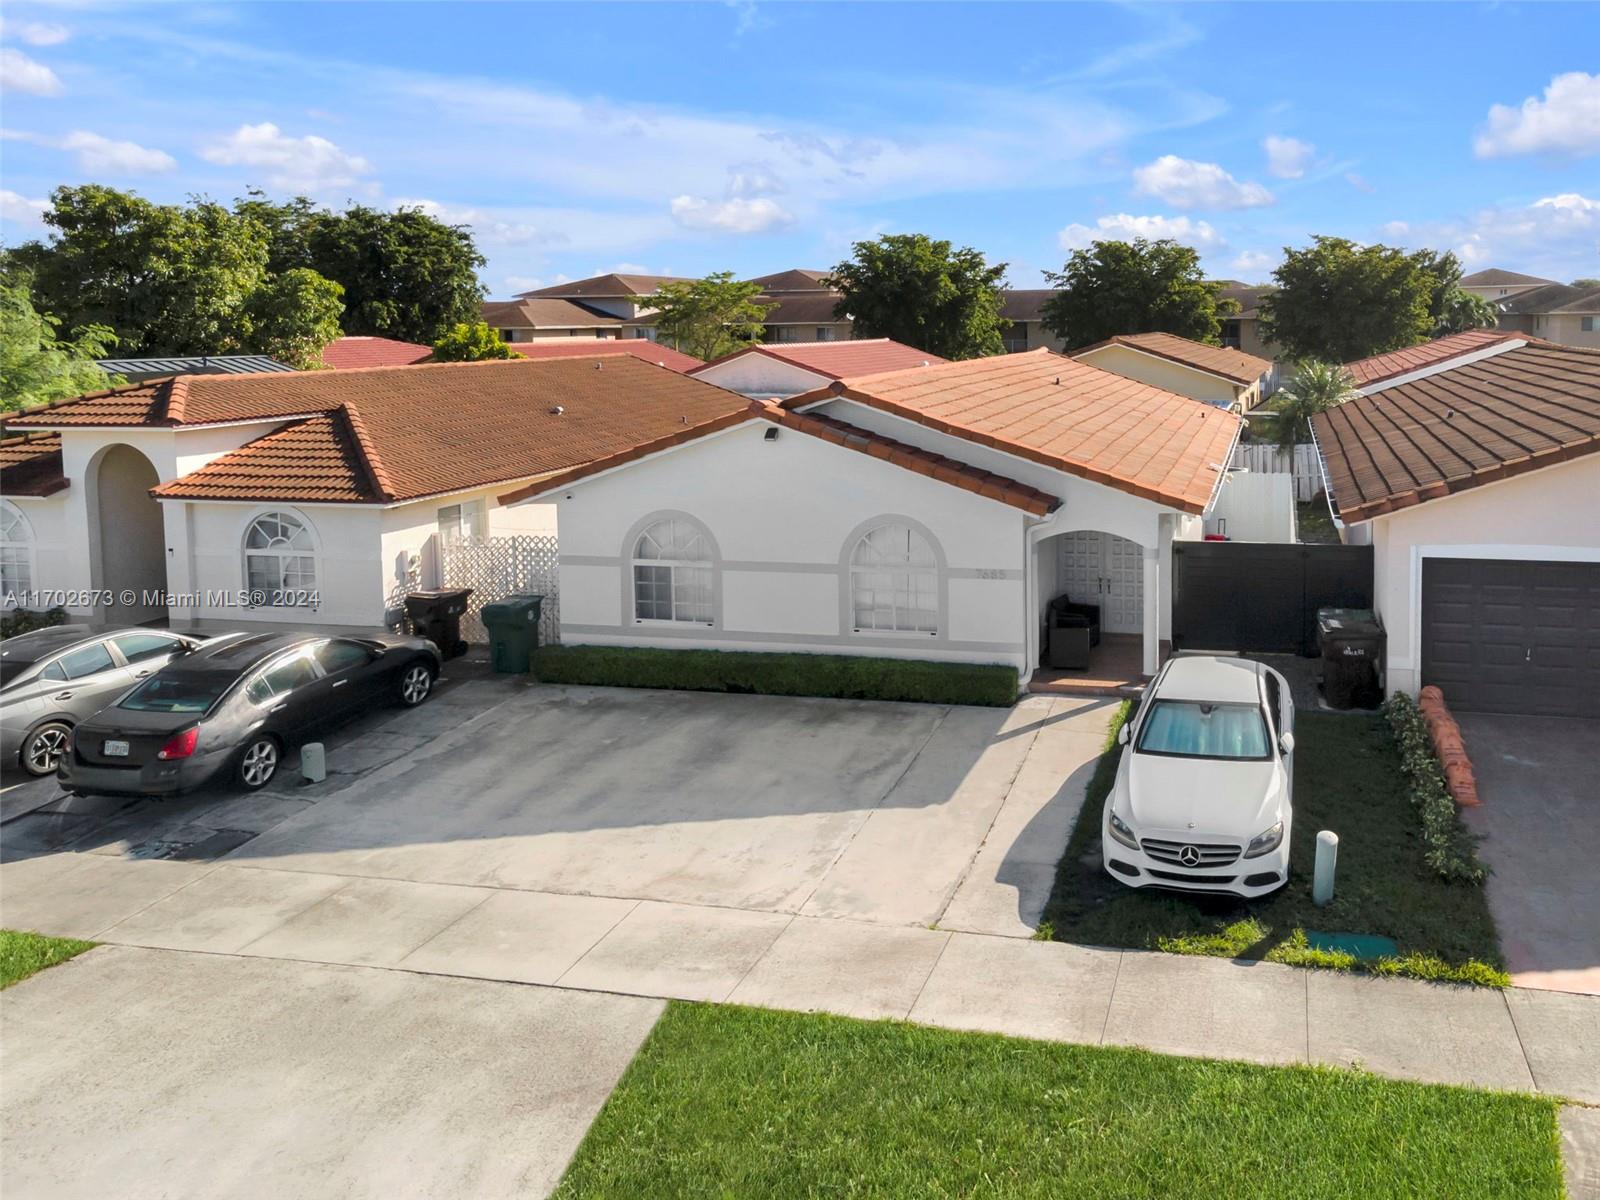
118,672 -> 233,714
1136,699 -> 1271,761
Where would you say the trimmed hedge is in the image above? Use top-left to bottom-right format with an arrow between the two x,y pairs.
1383,692 -> 1489,885
530,644 -> 1017,707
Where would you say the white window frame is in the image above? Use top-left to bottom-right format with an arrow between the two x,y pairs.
0,500 -> 35,601
437,497 -> 487,545
631,516 -> 716,626
849,522 -> 940,636
241,509 -> 319,608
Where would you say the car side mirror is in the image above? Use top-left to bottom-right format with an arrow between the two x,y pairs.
1278,732 -> 1295,755
1117,724 -> 1131,746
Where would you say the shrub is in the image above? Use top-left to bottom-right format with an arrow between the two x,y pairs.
530,644 -> 1017,707
1,606 -> 67,639
1383,692 -> 1488,885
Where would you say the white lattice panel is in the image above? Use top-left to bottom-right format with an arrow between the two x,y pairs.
437,535 -> 561,645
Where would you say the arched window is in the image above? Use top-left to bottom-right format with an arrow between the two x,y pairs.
850,523 -> 938,634
632,517 -> 714,624
244,511 -> 317,605
0,502 -> 33,598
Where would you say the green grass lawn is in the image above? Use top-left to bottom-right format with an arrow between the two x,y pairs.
1297,499 -> 1341,544
0,929 -> 95,989
1040,704 -> 1506,986
553,1003 -> 1562,1199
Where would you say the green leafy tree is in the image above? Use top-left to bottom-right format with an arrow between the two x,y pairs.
829,234 -> 1007,359
244,268 -> 344,369
642,272 -> 775,361
1260,237 -> 1467,362
1431,288 -> 1499,336
1266,360 -> 1359,451
4,185 -> 268,355
240,198 -> 486,344
0,275 -> 121,412
1040,239 -> 1234,351
431,321 -> 516,362
1570,277 -> 1600,289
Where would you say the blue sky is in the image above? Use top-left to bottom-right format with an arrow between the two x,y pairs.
1,2 -> 1597,296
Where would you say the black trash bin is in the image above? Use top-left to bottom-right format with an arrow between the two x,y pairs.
480,595 -> 543,673
1316,607 -> 1385,709
403,588 -> 474,659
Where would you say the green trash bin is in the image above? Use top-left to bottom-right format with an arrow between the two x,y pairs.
480,594 -> 544,673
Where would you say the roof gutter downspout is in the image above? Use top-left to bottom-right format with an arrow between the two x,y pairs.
1202,414 -> 1246,517
1305,418 -> 1346,536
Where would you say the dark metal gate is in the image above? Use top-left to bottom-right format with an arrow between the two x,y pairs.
1172,542 -> 1373,655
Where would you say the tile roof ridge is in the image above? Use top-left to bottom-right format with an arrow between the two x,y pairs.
336,400 -> 397,502
164,375 -> 191,424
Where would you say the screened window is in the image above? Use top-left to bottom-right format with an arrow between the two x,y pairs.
437,499 -> 486,544
1,501 -> 33,598
244,512 -> 316,605
632,518 -> 714,624
850,524 -> 938,634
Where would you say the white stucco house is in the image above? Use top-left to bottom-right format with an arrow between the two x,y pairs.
503,348 -> 1243,682
1314,336 -> 1600,718
1072,332 -> 1277,411
0,357 -> 736,633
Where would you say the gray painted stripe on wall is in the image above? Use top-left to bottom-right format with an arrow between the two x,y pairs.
561,623 -> 1023,655
562,556 -> 1020,579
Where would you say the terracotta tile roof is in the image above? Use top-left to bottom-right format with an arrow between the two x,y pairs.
1313,342 -> 1600,523
500,399 -> 1058,516
792,348 -> 1241,514
1344,329 -> 1519,387
1460,268 -> 1558,288
0,433 -> 69,497
1075,332 -> 1272,386
17,357 -> 753,506
152,413 -> 378,502
693,339 -> 945,382
481,298 -> 626,329
516,273 -> 690,299
320,336 -> 433,370
507,339 -> 702,373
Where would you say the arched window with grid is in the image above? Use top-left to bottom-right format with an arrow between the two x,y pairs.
632,516 -> 715,624
850,523 -> 938,634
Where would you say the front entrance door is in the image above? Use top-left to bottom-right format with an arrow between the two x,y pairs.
1058,531 -> 1144,634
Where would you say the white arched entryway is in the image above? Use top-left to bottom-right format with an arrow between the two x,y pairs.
90,443 -> 168,625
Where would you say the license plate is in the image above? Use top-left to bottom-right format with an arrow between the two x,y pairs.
103,739 -> 130,757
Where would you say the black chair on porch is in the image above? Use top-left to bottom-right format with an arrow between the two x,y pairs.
1043,594 -> 1102,670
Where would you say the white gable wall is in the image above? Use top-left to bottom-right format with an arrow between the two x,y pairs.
691,354 -> 831,398
1074,344 -> 1246,408
540,420 -> 1033,669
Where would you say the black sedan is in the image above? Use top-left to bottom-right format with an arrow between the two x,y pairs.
59,632 -> 441,797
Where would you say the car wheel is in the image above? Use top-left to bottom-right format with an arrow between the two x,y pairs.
397,662 -> 434,707
237,736 -> 280,791
21,721 -> 71,777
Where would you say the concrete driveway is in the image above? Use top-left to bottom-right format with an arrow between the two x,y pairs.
1460,713 -> 1600,995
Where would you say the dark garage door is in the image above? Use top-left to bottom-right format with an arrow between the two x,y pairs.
1421,558 -> 1600,718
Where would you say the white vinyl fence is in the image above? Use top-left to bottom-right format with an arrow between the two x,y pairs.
1230,442 -> 1322,502
438,534 -> 561,646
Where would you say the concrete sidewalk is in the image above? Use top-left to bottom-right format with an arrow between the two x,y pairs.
17,856 -> 1598,1104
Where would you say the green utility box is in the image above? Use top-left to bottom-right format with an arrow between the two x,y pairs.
480,594 -> 544,673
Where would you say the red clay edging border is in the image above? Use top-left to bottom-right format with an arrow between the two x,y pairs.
1418,685 -> 1479,807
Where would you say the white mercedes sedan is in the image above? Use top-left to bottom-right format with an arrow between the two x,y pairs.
1102,655 -> 1295,899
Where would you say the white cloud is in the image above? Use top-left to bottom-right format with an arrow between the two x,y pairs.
1475,72 -> 1600,159
0,187 -> 48,225
1230,250 -> 1275,275
1132,155 -> 1273,210
59,130 -> 176,172
200,122 -> 372,190
669,194 -> 793,234
0,18 -> 70,46
1058,213 -> 1225,251
1344,172 -> 1375,194
1386,192 -> 1600,276
391,197 -> 550,245
0,47 -> 62,96
1262,135 -> 1314,180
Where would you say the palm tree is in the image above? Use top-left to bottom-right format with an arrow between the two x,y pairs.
1267,360 -> 1359,452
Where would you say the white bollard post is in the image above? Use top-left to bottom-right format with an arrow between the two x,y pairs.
301,742 -> 327,784
1313,830 -> 1338,907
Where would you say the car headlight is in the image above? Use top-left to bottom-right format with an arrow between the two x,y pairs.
1107,811 -> 1140,851
1244,821 -> 1284,859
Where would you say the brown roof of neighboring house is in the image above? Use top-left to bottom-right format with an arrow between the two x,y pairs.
505,339 -> 702,373
1000,289 -> 1056,323
789,348 -> 1241,514
1344,329 -> 1520,388
694,339 -> 944,381
1073,331 -> 1272,386
1460,268 -> 1558,288
17,357 -> 754,505
1312,341 -> 1600,523
481,298 -> 627,330
1216,283 -> 1271,320
516,273 -> 690,299
759,292 -> 845,325
0,433 -> 69,497
1497,282 -> 1600,315
746,269 -> 832,292
321,336 -> 434,370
